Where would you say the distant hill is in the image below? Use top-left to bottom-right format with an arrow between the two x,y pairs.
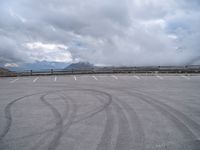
20,61 -> 69,71
0,67 -> 14,76
6,61 -> 70,71
0,67 -> 10,73
65,62 -> 94,70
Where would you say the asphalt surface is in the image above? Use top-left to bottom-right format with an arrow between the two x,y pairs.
0,74 -> 200,150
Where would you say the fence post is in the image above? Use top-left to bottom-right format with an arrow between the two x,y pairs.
51,69 -> 53,75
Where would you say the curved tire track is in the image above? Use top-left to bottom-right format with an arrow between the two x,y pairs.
59,93 -> 78,134
0,92 -> 44,142
73,89 -> 112,124
125,90 -> 200,149
1,89 -> 113,150
96,95 -> 115,150
96,85 -> 200,149
142,91 -> 200,138
40,94 -> 63,150
43,94 -> 71,128
5,89 -> 112,142
30,94 -> 74,150
88,87 -> 145,150
112,100 -> 136,150
96,92 -> 145,150
114,97 -> 145,150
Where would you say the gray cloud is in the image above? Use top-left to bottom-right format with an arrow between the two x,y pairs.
0,0 -> 200,67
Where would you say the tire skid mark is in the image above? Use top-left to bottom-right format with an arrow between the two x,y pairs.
114,97 -> 145,150
125,90 -> 199,149
2,89 -> 113,150
96,90 -> 144,150
96,96 -> 115,150
142,91 -> 200,138
30,94 -> 73,150
43,89 -> 112,125
103,85 -> 199,140
79,86 -> 145,150
30,133 -> 52,150
46,91 -> 110,150
73,91 -> 112,124
97,84 -> 199,149
0,92 -> 44,142
112,100 -> 134,150
40,94 -> 77,150
59,94 -> 78,132
0,89 -> 65,142
59,94 -> 70,122
3,89 -> 112,150
41,94 -> 71,129
40,94 -> 63,150
31,90 -> 107,140
87,86 -> 200,149
134,93 -> 196,139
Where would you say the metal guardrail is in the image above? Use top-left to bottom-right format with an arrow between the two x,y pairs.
0,72 -> 18,77
0,65 -> 200,77
1,65 -> 200,77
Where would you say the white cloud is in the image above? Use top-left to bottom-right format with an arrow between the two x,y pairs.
25,42 -> 72,63
4,63 -> 19,67
168,34 -> 178,40
0,0 -> 200,67
140,19 -> 166,31
25,42 -> 68,51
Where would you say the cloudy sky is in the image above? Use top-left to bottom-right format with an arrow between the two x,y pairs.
0,0 -> 200,68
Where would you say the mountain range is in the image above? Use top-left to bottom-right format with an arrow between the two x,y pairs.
2,61 -> 70,71
64,62 -> 94,70
1,61 -> 96,72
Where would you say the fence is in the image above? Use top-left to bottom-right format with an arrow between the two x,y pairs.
0,65 -> 198,77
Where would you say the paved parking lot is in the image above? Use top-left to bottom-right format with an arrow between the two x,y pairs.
0,74 -> 200,150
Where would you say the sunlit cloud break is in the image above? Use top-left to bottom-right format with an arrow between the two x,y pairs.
24,42 -> 72,63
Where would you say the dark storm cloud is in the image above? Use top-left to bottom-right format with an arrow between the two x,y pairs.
0,0 -> 200,67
